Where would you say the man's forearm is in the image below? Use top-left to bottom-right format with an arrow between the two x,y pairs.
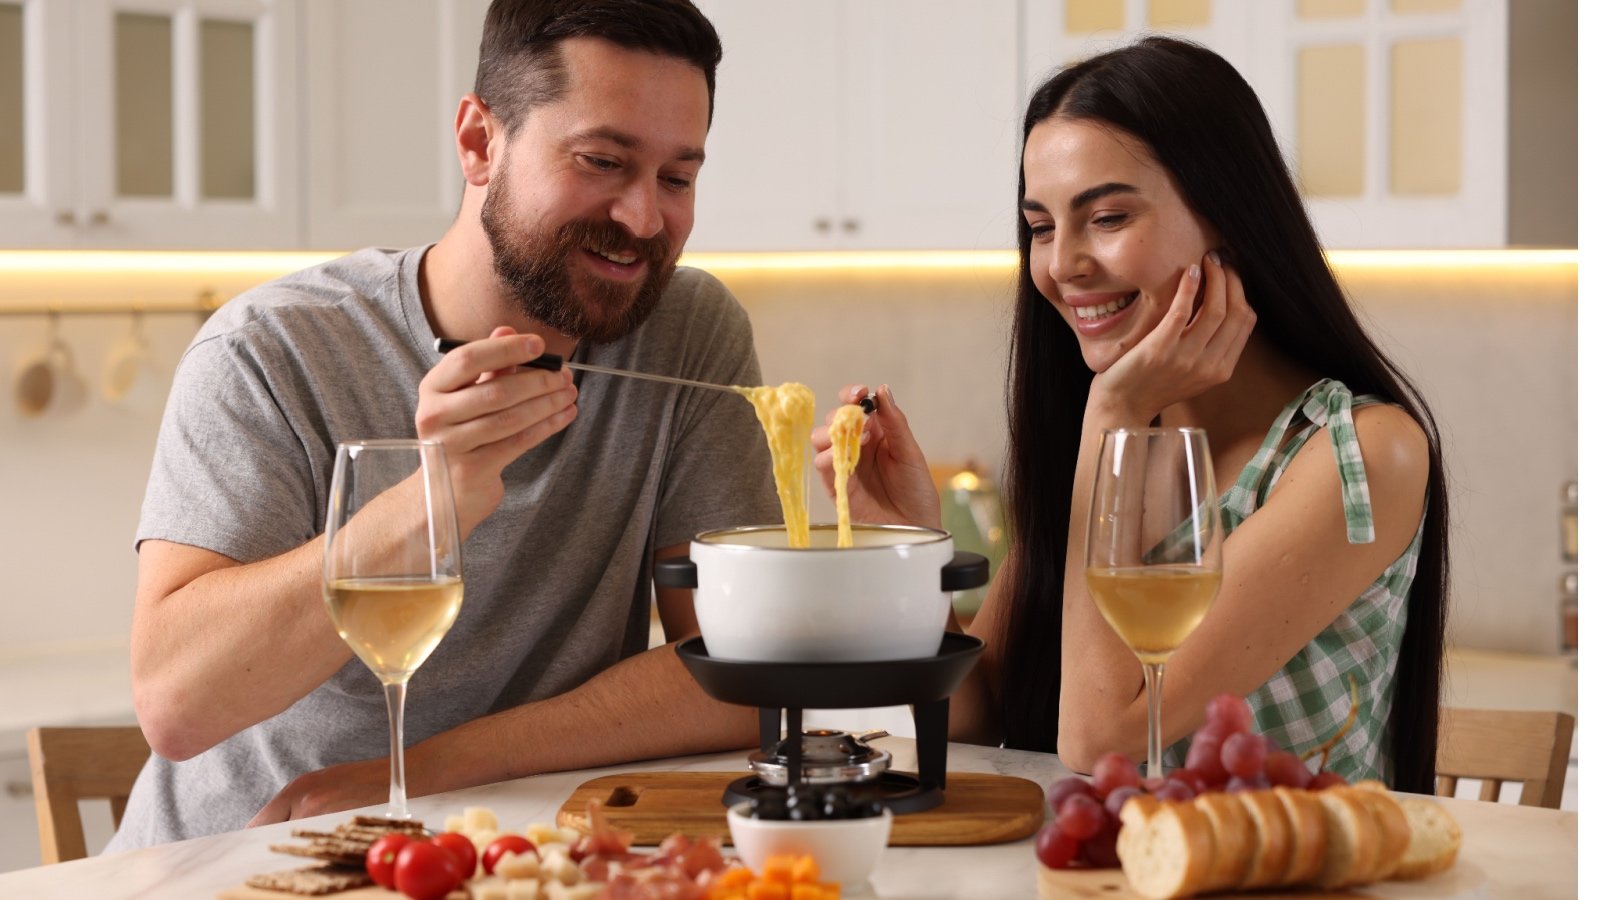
409,642 -> 760,794
132,539 -> 353,761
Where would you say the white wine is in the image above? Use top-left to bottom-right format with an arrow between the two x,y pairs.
1086,566 -> 1220,664
326,576 -> 464,682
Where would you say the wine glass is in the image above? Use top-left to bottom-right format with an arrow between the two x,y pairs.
323,439 -> 463,819
1085,427 -> 1222,778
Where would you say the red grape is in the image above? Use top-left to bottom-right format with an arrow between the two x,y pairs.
1225,775 -> 1271,793
1047,776 -> 1095,814
1078,820 -> 1122,868
1154,780 -> 1196,803
1263,750 -> 1312,788
1034,822 -> 1080,869
1104,785 -> 1144,818
1309,768 -> 1348,790
1184,734 -> 1228,788
1091,753 -> 1142,799
1221,732 -> 1269,779
1205,694 -> 1253,736
1056,793 -> 1107,840
1166,767 -> 1206,794
1141,776 -> 1166,792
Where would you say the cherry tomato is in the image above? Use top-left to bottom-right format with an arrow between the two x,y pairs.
429,831 -> 478,879
394,839 -> 464,900
482,834 -> 539,876
364,833 -> 414,890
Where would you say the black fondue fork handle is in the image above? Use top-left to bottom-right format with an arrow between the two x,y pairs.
434,338 -> 564,372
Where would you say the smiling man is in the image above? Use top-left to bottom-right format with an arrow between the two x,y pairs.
109,0 -> 780,849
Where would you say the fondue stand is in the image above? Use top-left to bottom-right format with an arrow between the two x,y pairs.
676,634 -> 984,813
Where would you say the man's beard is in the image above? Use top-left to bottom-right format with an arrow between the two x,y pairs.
481,173 -> 678,344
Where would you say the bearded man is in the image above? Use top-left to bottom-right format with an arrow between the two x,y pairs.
109,0 -> 779,849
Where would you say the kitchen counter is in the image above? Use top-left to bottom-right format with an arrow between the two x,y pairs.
0,737 -> 1575,898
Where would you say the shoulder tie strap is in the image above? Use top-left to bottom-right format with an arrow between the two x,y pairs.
1301,381 -> 1376,545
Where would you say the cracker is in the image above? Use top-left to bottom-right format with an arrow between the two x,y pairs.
245,864 -> 372,896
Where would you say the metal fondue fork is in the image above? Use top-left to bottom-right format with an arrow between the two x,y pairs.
434,338 -> 877,413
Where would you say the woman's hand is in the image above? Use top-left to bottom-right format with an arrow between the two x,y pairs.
811,384 -> 942,530
1090,251 -> 1256,423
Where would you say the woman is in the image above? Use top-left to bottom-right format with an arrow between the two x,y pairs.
813,36 -> 1448,792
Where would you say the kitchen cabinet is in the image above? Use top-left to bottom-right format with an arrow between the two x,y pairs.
1020,0 -> 1574,248
0,0 -> 301,249
687,0 -> 1021,251
299,0 -> 489,250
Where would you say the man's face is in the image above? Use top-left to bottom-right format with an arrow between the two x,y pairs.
481,37 -> 710,344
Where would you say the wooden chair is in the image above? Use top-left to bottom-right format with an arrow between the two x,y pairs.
1435,707 -> 1575,808
26,726 -> 152,864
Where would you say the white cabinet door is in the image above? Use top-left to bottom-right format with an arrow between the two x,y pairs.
688,0 -> 844,251
689,0 -> 1020,252
70,0 -> 301,249
839,0 -> 1019,250
0,0 -> 82,248
301,0 -> 489,251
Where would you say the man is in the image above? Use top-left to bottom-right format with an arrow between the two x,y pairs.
108,0 -> 778,849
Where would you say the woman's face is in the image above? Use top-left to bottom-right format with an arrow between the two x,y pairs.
1021,117 -> 1221,373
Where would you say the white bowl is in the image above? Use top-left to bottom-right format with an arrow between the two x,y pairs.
683,524 -> 972,662
726,801 -> 892,893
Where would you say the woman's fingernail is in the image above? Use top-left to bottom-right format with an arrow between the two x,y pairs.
880,384 -> 893,406
1188,264 -> 1201,281
1206,250 -> 1221,265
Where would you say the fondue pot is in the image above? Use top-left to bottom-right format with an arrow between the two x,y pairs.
656,524 -> 989,662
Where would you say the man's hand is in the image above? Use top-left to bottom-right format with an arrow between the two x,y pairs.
418,326 -> 579,534
247,757 -> 390,827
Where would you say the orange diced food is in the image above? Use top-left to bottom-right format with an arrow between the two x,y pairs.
791,855 -> 821,884
748,882 -> 790,900
760,854 -> 798,883
715,866 -> 755,889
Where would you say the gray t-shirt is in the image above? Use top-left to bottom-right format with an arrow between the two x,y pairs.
107,246 -> 779,849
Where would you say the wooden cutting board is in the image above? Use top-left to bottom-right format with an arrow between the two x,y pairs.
218,887 -> 392,900
555,771 -> 1043,846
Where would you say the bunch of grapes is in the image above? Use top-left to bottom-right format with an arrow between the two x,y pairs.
1035,694 -> 1350,870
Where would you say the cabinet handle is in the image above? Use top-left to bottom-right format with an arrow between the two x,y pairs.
4,780 -> 31,799
55,210 -> 76,226
813,218 -> 832,234
89,210 -> 111,227
841,218 -> 859,234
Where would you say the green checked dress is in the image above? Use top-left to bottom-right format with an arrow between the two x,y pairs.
1160,378 -> 1425,783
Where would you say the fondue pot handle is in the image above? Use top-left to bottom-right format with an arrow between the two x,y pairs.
655,555 -> 697,589
941,550 -> 990,591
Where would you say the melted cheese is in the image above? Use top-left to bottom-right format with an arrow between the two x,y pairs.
827,404 -> 865,548
737,383 -> 816,548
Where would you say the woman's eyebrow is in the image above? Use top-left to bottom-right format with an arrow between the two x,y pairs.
1071,182 -> 1139,210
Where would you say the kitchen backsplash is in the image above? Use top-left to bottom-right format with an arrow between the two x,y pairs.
0,256 -> 1576,656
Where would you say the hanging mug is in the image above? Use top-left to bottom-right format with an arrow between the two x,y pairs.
12,317 -> 86,418
101,313 -> 153,405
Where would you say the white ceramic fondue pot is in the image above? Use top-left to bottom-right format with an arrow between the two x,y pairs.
656,524 -> 989,662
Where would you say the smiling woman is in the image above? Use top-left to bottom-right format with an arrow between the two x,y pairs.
818,35 -> 1450,796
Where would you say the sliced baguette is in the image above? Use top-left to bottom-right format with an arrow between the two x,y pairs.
1234,788 -> 1292,889
1314,787 -> 1382,889
1391,796 -> 1463,880
1340,786 -> 1411,881
1272,787 -> 1328,886
1191,792 -> 1254,892
1117,800 -> 1215,900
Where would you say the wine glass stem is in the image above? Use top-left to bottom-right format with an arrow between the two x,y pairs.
384,679 -> 410,820
1142,661 -> 1166,780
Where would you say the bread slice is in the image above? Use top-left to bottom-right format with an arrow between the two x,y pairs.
1272,787 -> 1328,886
1314,787 -> 1382,889
1117,800 -> 1215,900
1192,792 -> 1254,892
1340,787 -> 1412,881
1234,789 -> 1292,889
1391,796 -> 1463,880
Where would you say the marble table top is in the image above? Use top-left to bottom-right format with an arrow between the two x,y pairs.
0,737 -> 1576,898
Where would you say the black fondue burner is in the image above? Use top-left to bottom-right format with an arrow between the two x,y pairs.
675,633 -> 984,814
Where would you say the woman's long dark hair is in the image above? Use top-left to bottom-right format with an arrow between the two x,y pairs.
996,36 -> 1449,793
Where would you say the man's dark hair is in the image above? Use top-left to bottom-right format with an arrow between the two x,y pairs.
474,0 -> 722,134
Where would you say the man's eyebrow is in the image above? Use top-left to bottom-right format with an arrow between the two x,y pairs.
567,127 -> 705,163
